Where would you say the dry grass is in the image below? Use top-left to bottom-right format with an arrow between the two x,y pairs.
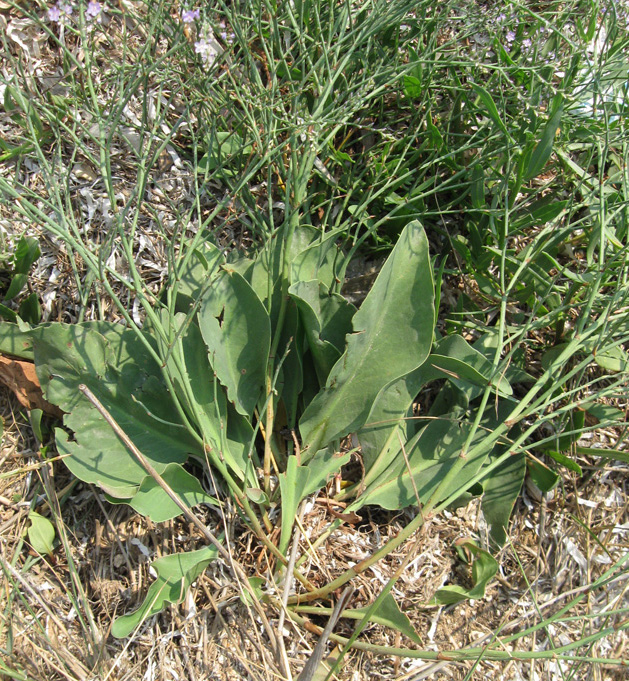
1,377 -> 628,680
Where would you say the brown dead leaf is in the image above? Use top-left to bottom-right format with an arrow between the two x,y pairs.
0,354 -> 63,418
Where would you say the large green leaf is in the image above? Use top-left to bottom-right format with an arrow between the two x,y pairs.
358,412 -> 500,511
32,324 -> 198,499
299,221 -> 434,455
289,280 -> 355,384
290,229 -> 345,291
275,298 -> 304,428
357,333 -> 513,493
198,268 -> 271,417
159,313 -> 256,481
111,545 -> 220,638
242,226 -> 331,316
356,365 -> 429,491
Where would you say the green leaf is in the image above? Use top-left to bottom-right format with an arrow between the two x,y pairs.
242,576 -> 267,606
545,449 -> 582,475
536,409 -> 584,453
524,98 -> 563,181
275,299 -> 304,427
510,198 -> 567,231
360,417 -> 489,510
111,545 -> 220,638
434,540 -> 498,605
278,449 -> 350,554
593,345 -> 628,373
13,237 -> 40,275
0,303 -> 17,323
27,512 -> 55,557
470,164 -> 485,209
574,446 -> 629,464
345,594 -> 421,644
585,403 -> 625,424
480,451 -> 525,546
357,365 -> 428,491
541,342 -> 571,371
289,280 -> 355,384
430,334 -> 512,398
174,241 -> 224,310
4,273 -> 28,301
472,84 -> 509,137
544,339 -> 627,374
197,131 -> 253,176
403,75 -> 422,99
0,322 -> 34,359
32,323 -> 198,499
199,268 -> 271,417
290,229 -> 345,292
527,458 -> 559,494
299,221 -> 434,455
159,313 -> 255,481
28,409 -> 45,442
126,463 -> 218,523
18,293 -> 40,325
357,334 -> 513,496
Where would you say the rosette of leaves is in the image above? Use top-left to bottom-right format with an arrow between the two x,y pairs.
0,221 -> 527,634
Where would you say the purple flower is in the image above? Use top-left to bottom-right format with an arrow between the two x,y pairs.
182,8 -> 200,23
195,36 -> 219,67
86,1 -> 102,21
48,1 -> 73,22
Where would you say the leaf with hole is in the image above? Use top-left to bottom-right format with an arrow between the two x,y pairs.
199,268 -> 271,417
